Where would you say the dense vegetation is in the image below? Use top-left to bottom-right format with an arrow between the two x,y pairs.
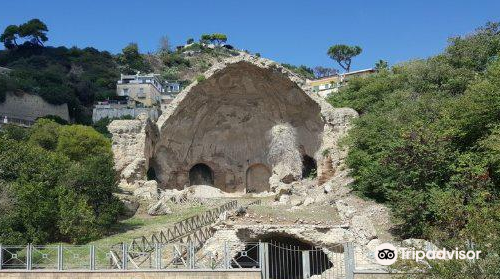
282,63 -> 315,79
0,45 -> 120,124
0,19 -> 160,124
328,22 -> 500,274
1,19 -> 320,126
0,120 -> 122,244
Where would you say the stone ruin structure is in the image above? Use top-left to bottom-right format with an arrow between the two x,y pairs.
109,54 -> 357,195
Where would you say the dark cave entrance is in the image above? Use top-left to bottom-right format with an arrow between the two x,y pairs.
189,163 -> 214,186
302,155 -> 317,178
146,166 -> 157,180
232,234 -> 334,279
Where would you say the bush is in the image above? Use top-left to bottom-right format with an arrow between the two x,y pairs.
161,52 -> 190,68
196,75 -> 206,82
29,118 -> 61,150
162,67 -> 180,81
56,124 -> 112,162
282,63 -> 315,79
328,22 -> 500,250
0,119 -> 121,244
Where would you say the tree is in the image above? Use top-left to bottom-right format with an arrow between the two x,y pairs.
374,60 -> 389,71
0,25 -> 19,49
186,38 -> 194,44
158,35 -> 170,53
121,43 -> 141,61
327,22 -> 500,250
0,120 -> 122,244
56,124 -> 112,162
211,33 -> 227,46
313,66 -> 338,78
118,43 -> 152,74
199,33 -> 228,46
200,34 -> 211,44
18,19 -> 48,46
29,118 -> 61,150
0,19 -> 49,49
327,44 -> 362,72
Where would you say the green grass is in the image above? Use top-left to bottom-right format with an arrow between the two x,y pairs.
90,205 -> 207,246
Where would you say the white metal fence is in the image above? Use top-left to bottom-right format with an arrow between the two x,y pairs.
0,242 -> 359,279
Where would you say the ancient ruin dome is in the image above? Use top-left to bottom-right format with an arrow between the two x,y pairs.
109,54 -> 358,194
149,54 -> 349,193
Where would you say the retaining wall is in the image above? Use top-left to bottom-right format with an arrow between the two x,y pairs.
92,107 -> 159,122
0,92 -> 69,121
0,270 -> 261,279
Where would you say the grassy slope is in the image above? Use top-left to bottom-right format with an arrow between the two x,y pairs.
90,204 -> 207,246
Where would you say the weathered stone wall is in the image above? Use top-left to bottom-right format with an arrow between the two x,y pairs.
108,116 -> 159,191
109,54 -> 358,194
0,92 -> 70,121
153,56 -> 326,193
92,107 -> 159,123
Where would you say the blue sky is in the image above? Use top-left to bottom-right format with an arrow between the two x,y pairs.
1,0 -> 499,72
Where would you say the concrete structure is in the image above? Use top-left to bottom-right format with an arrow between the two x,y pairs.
93,73 -> 173,122
160,81 -> 181,110
160,93 -> 175,110
109,54 -> 357,195
308,68 -> 375,98
117,73 -> 163,107
165,81 -> 181,93
0,92 -> 70,123
0,270 -> 261,279
92,100 -> 160,122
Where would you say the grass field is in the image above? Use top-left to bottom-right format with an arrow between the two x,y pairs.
90,203 -> 208,246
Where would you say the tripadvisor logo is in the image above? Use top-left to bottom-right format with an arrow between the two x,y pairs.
375,243 -> 397,265
374,243 -> 482,266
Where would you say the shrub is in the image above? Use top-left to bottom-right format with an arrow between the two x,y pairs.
0,120 -> 121,244
29,118 -> 61,150
196,75 -> 206,82
56,124 -> 112,162
327,22 -> 500,251
161,52 -> 190,68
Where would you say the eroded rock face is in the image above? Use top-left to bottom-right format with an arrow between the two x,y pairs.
268,123 -> 302,185
147,200 -> 172,216
110,54 -> 357,194
108,118 -> 159,191
153,59 -> 324,193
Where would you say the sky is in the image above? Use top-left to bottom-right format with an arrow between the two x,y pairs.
1,0 -> 499,72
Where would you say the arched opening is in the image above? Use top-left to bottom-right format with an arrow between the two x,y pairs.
189,163 -> 214,186
153,61 -> 325,191
302,155 -> 317,178
246,164 -> 271,193
146,166 -> 157,181
232,233 -> 335,279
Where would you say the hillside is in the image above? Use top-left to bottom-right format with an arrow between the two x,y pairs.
0,45 -> 120,124
145,44 -> 240,84
0,38 -> 314,126
328,22 -> 500,273
146,43 -> 315,85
